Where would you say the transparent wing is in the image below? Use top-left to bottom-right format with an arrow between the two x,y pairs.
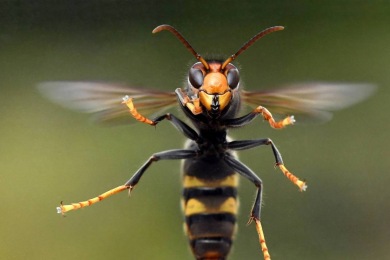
38,82 -> 177,125
242,83 -> 376,123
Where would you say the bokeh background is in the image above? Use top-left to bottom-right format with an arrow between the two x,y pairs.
1,1 -> 389,259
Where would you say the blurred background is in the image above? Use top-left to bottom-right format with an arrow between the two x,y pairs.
1,1 -> 389,259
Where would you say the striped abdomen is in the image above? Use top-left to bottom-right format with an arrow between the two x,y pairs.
182,148 -> 239,260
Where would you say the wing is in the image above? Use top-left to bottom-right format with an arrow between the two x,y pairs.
38,82 -> 177,125
242,83 -> 376,123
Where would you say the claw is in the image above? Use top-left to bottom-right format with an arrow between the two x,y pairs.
122,95 -> 130,102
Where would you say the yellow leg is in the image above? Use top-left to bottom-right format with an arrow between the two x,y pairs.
254,219 -> 271,260
57,185 -> 129,214
278,164 -> 307,191
175,88 -> 203,115
184,98 -> 202,115
255,106 -> 295,129
122,96 -> 155,125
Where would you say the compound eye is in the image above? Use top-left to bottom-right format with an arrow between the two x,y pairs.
227,68 -> 240,89
189,68 -> 204,88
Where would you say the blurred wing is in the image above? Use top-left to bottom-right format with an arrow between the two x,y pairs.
38,82 -> 177,125
242,83 -> 376,123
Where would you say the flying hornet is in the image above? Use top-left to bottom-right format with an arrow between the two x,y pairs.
39,24 -> 375,260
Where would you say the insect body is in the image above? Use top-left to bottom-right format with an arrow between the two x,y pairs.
40,24 -> 375,260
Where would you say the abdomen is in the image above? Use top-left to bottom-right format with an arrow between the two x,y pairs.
181,141 -> 239,260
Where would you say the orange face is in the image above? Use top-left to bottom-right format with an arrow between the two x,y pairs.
199,71 -> 232,113
189,62 -> 238,115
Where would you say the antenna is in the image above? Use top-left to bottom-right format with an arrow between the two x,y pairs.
153,24 -> 210,70
221,26 -> 284,69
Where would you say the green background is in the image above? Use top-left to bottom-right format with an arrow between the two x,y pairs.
1,1 -> 389,259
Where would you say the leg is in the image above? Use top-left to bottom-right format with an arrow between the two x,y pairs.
175,88 -> 202,115
122,96 -> 199,141
227,138 -> 283,163
223,106 -> 295,129
227,138 -> 307,191
58,149 -> 198,214
124,149 -> 198,188
223,154 -> 270,260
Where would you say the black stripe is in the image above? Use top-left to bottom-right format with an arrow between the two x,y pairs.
183,187 -> 237,201
186,213 -> 236,226
190,237 -> 232,247
186,213 -> 235,239
190,237 -> 232,260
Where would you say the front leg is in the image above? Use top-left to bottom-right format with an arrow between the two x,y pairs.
224,106 -> 295,129
122,95 -> 199,141
175,88 -> 203,115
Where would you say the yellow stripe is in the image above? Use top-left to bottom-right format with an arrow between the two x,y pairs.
184,197 -> 238,216
183,175 -> 238,188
